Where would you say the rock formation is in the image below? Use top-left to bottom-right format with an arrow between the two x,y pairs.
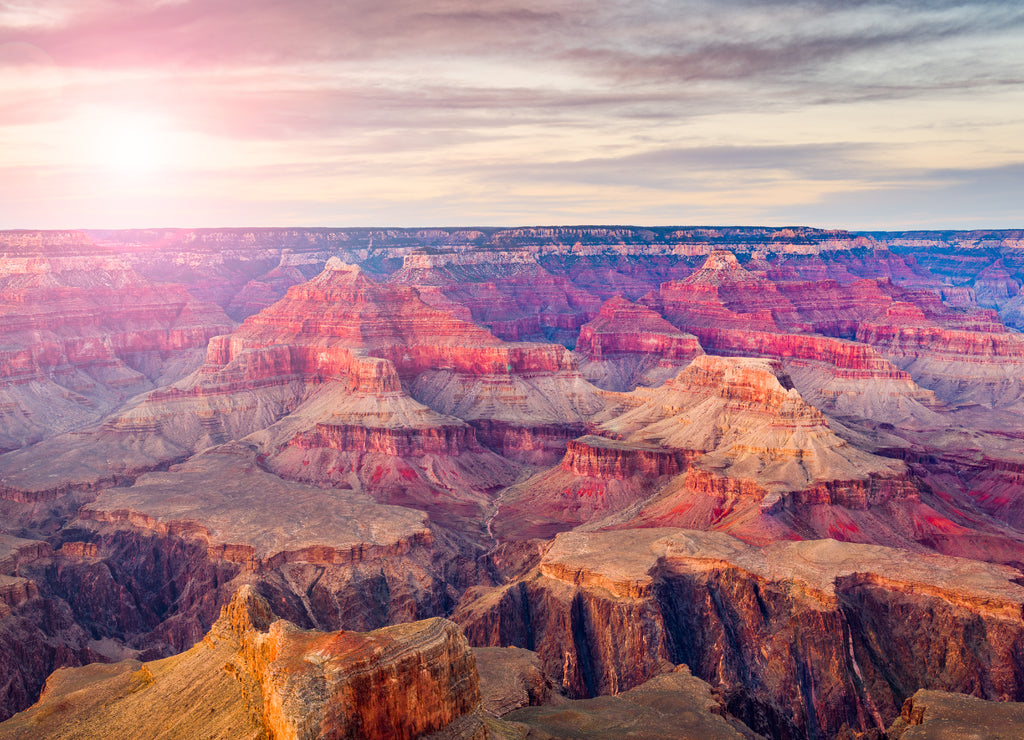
455,528 -> 1024,739
5,227 -> 1024,737
503,664 -> 762,739
389,251 -> 602,344
576,296 -> 703,390
886,689 -> 1024,739
600,355 -> 904,491
0,586 -> 485,739
0,255 -> 233,451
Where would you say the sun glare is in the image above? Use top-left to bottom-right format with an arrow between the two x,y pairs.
84,111 -> 174,176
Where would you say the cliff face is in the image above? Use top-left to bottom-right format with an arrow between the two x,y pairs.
0,535 -> 100,721
0,586 -> 485,740
0,441 -> 474,721
454,529 -> 1024,740
490,436 -> 696,540
389,252 -> 602,345
856,302 -> 1024,407
0,256 -> 233,451
576,296 -> 703,391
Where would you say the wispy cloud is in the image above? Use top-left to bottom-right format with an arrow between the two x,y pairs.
1,0 -> 1022,227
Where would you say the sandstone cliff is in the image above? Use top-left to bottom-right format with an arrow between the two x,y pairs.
455,528 -> 1024,740
576,296 -> 703,391
0,586 -> 485,740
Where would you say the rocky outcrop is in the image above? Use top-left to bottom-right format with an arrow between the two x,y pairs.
599,355 -> 905,492
576,296 -> 702,361
504,664 -> 762,739
576,296 -> 703,390
561,436 -> 690,480
454,528 -> 1024,740
0,534 -> 101,721
0,586 -> 485,740
473,646 -> 559,717
886,689 -> 1024,739
654,251 -> 802,332
490,436 -> 695,540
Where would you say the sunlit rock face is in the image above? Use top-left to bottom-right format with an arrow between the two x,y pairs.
575,296 -> 704,391
454,528 -> 1024,740
0,587 -> 485,740
5,227 -> 1024,738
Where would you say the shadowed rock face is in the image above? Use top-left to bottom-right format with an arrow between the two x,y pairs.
454,529 -> 1024,740
0,445 -> 466,723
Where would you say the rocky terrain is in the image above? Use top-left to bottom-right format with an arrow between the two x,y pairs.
5,226 -> 1024,738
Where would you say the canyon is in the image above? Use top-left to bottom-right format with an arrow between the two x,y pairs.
3,226 -> 1024,738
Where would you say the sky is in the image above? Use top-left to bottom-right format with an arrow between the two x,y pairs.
1,0 -> 1023,230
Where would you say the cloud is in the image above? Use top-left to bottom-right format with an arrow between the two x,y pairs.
1,1 -> 1022,228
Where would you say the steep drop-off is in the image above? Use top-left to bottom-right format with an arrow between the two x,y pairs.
455,528 -> 1024,740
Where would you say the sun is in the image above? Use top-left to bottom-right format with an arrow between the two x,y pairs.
85,111 -> 173,176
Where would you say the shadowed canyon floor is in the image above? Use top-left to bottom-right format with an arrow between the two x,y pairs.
5,227 -> 1024,738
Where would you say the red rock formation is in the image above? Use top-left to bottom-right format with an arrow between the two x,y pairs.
490,436 -> 695,540
599,355 -> 905,491
389,251 -> 602,344
856,302 -> 1024,405
561,436 -> 690,480
576,296 -> 702,362
576,296 -> 703,390
0,259 -> 603,497
290,421 -> 479,457
455,528 -> 1024,739
655,250 -> 802,332
0,256 -> 233,450
226,588 -> 482,739
0,586 -> 486,740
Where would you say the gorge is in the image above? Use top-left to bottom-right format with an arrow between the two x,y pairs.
4,226 -> 1024,738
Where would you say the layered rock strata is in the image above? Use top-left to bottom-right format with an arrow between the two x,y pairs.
389,251 -> 602,344
0,586 -> 484,740
454,528 -> 1024,740
599,354 -> 904,492
576,296 -> 703,390
0,255 -> 232,450
490,436 -> 694,540
0,260 -> 602,496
